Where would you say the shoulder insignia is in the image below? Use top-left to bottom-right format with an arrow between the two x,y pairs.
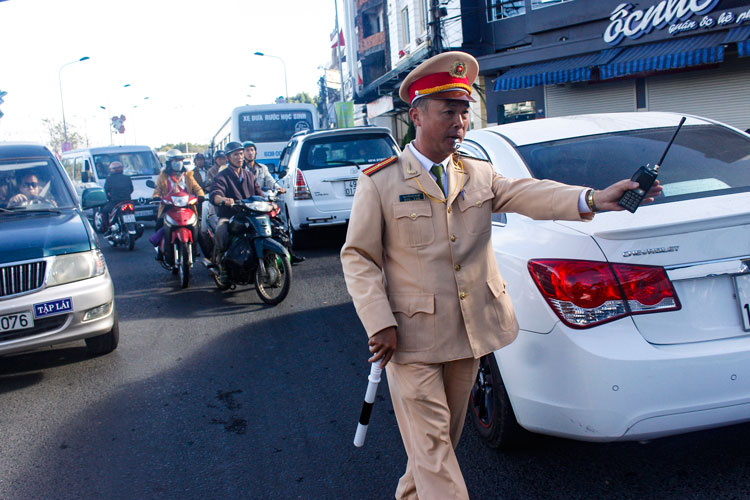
362,156 -> 398,176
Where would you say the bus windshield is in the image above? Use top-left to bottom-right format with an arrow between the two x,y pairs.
238,110 -> 314,143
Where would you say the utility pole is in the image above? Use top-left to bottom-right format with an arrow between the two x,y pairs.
334,0 -> 345,103
429,0 -> 443,57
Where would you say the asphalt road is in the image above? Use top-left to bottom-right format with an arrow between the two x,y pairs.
2,227 -> 750,499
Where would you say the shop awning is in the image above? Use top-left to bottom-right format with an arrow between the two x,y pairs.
726,25 -> 750,58
598,31 -> 733,80
493,49 -> 621,91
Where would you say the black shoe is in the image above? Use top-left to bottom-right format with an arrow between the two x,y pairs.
290,254 -> 305,264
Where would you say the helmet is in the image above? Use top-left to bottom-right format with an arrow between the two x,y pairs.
213,149 -> 226,159
109,161 -> 124,173
224,141 -> 244,156
242,141 -> 256,149
164,148 -> 185,173
194,153 -> 205,160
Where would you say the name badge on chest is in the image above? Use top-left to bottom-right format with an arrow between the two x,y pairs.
399,193 -> 425,202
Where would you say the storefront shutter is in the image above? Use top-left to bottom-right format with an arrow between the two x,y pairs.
646,58 -> 750,131
544,79 -> 635,118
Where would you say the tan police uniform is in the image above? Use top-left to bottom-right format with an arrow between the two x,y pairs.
340,51 -> 593,500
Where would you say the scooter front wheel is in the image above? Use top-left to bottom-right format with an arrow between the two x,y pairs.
255,251 -> 291,305
179,241 -> 190,288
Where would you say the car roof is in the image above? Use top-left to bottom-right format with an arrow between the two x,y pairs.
478,112 -> 714,147
0,142 -> 54,159
295,126 -> 393,141
62,145 -> 154,155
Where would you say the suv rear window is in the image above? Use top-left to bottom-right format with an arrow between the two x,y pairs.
518,125 -> 750,204
299,133 -> 399,171
93,151 -> 161,179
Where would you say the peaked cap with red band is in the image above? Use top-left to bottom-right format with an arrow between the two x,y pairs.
398,51 -> 479,105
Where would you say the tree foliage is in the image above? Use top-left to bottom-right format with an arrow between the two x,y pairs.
43,118 -> 84,156
288,92 -> 318,106
156,143 -> 209,154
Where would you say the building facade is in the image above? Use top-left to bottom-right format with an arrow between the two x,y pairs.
462,0 -> 750,131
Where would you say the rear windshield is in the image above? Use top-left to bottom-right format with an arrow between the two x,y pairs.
93,151 -> 161,179
0,158 -> 76,211
299,133 -> 399,171
517,125 -> 750,204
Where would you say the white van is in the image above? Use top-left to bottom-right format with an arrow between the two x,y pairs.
61,145 -> 162,228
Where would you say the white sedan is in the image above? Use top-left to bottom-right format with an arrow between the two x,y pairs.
462,112 -> 750,447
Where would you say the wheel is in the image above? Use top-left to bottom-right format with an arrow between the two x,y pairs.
469,353 -> 528,449
179,241 -> 190,288
255,251 -> 291,305
212,247 -> 231,291
127,232 -> 135,251
93,208 -> 106,234
285,206 -> 307,249
85,309 -> 119,356
171,243 -> 179,274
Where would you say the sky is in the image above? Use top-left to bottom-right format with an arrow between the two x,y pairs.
0,0 -> 343,149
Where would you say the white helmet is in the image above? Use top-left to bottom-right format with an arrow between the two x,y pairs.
165,149 -> 185,173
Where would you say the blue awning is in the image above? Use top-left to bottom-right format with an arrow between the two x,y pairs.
725,25 -> 750,58
493,49 -> 620,91
599,31 -> 731,80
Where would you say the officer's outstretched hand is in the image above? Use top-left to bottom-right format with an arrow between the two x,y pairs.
593,179 -> 662,212
369,326 -> 397,368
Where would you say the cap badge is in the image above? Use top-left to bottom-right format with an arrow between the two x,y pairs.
449,61 -> 467,78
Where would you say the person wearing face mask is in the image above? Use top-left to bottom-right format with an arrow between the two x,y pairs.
151,149 -> 204,261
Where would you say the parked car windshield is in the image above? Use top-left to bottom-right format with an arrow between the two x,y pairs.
0,158 -> 75,210
93,151 -> 161,179
299,133 -> 399,171
517,125 -> 750,204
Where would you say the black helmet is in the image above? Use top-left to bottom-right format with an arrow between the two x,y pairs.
213,149 -> 226,159
224,141 -> 243,156
242,140 -> 256,149
194,153 -> 205,160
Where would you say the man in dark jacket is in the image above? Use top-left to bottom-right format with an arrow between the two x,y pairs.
209,142 -> 263,278
102,161 -> 133,230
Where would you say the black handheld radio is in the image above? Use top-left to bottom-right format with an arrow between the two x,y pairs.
617,116 -> 686,213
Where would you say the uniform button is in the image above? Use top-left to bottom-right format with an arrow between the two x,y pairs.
450,234 -> 456,242
447,207 -> 451,214
475,200 -> 482,207
455,264 -> 461,271
410,213 -> 417,220
459,292 -> 467,300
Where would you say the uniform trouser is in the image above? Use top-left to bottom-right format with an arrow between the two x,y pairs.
386,357 -> 480,500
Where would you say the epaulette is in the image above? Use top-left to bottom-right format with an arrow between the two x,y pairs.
363,156 -> 398,176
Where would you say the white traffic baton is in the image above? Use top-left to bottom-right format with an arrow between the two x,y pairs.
353,361 -> 383,447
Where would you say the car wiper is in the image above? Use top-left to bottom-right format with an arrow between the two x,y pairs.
0,208 -> 63,216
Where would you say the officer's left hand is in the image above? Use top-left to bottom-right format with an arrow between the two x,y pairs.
593,179 -> 662,212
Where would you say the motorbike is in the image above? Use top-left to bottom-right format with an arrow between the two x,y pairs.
146,180 -> 201,289
101,200 -> 144,251
201,192 -> 292,305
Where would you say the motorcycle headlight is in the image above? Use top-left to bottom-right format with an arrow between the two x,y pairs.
246,201 -> 273,212
171,195 -> 189,207
47,249 -> 107,287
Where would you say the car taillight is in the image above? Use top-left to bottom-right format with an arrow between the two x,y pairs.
528,259 -> 681,329
294,169 -> 312,200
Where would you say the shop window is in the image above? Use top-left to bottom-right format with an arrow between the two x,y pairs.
487,0 -> 526,21
499,101 -> 537,124
362,10 -> 382,38
531,0 -> 573,9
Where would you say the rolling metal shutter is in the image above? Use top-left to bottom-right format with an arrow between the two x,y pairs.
544,79 -> 635,118
646,58 -> 750,131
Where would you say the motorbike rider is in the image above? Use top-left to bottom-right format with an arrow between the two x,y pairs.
192,153 -> 208,189
209,141 -> 265,283
242,140 -> 304,264
205,149 -> 227,187
101,161 -> 133,231
152,149 -> 205,261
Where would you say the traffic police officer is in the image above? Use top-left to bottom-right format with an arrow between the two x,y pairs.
340,51 -> 661,500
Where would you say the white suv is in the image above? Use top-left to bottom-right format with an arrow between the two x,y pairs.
277,127 -> 400,247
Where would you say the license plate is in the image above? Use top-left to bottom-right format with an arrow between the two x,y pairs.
0,311 -> 34,333
33,297 -> 73,319
122,214 -> 136,223
135,210 -> 152,217
344,180 -> 357,196
735,274 -> 750,331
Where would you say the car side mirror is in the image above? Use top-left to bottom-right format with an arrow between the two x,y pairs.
81,187 -> 107,209
146,179 -> 156,189
278,169 -> 287,179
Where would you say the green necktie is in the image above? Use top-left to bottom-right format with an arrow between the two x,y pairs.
430,163 -> 445,195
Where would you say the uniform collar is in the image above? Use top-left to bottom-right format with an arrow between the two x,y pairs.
407,142 -> 451,173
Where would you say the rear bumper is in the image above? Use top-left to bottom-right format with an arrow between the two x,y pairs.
497,319 -> 750,441
287,202 -> 350,230
0,272 -> 115,356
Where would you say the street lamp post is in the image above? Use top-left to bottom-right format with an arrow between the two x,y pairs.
58,56 -> 90,149
254,52 -> 288,102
